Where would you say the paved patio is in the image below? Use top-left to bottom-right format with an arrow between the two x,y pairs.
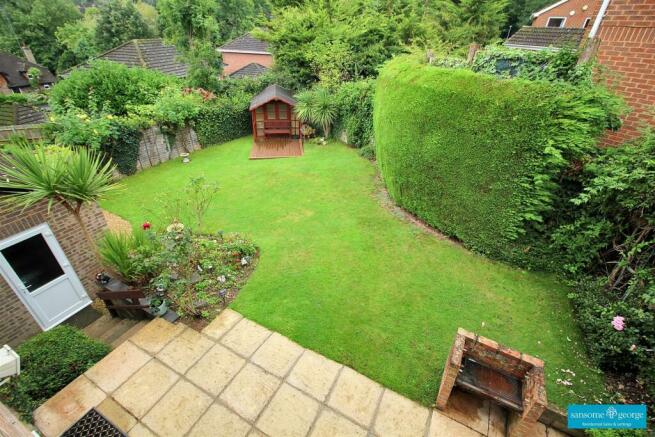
33,310 -> 566,436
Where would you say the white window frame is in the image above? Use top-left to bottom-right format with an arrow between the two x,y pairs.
547,17 -> 567,28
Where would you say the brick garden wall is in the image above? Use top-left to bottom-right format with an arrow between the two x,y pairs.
595,0 -> 655,145
0,201 -> 107,347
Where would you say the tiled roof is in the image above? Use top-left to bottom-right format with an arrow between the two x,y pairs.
229,63 -> 269,78
249,84 -> 295,110
68,39 -> 188,78
504,27 -> 585,50
0,52 -> 55,88
219,33 -> 270,54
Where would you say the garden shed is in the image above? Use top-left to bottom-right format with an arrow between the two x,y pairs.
249,84 -> 303,159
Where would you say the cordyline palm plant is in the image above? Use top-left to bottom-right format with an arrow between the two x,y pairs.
295,87 -> 338,138
0,142 -> 117,263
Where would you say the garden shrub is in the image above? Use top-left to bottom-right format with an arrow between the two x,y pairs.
333,80 -> 374,149
49,60 -> 174,116
358,144 -> 376,160
0,326 -> 109,421
194,93 -> 252,146
374,55 -> 622,263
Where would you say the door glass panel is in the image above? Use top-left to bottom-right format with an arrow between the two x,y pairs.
1,234 -> 64,292
278,104 -> 288,120
266,103 -> 276,119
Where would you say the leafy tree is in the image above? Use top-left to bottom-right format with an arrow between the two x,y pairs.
157,0 -> 223,84
55,8 -> 100,71
135,1 -> 159,35
0,0 -> 81,72
504,0 -> 554,36
94,0 -> 154,52
0,144 -> 117,263
216,0 -> 256,42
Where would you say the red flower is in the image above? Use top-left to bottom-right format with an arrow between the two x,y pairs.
142,221 -> 151,230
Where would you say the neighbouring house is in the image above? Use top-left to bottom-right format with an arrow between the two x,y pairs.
65,38 -> 188,78
506,0 -> 655,145
0,49 -> 56,94
531,0 -> 600,29
0,199 -> 107,347
249,84 -> 303,159
218,33 -> 273,79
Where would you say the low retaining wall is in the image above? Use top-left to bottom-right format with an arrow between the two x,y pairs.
135,125 -> 201,172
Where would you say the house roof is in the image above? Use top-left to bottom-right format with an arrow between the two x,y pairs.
532,0 -> 570,18
504,27 -> 585,50
0,52 -> 55,89
66,39 -> 188,78
219,33 -> 270,54
249,84 -> 295,111
229,63 -> 269,78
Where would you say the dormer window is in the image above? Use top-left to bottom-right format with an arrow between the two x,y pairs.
547,17 -> 566,27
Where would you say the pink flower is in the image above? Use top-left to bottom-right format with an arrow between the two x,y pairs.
142,221 -> 151,230
611,316 -> 625,331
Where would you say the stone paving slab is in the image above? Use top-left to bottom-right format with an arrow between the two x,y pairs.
35,310 -> 576,437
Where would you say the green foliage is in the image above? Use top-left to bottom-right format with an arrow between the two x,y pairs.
94,0 -> 154,52
587,430 -> 648,437
0,326 -> 109,421
185,42 -> 223,90
49,61 -> 174,116
358,144 -> 375,160
0,0 -> 81,72
147,176 -> 219,230
132,87 -> 203,131
374,56 -> 623,262
332,80 -> 374,148
194,93 -> 252,146
100,120 -> 143,175
55,14 -> 99,71
295,87 -> 337,137
472,45 -> 593,84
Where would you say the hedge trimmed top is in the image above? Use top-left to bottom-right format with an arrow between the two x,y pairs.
374,56 -> 623,263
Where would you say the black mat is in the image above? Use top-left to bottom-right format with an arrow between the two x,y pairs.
61,408 -> 126,437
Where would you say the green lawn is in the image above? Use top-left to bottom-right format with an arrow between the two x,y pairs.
102,136 -> 604,407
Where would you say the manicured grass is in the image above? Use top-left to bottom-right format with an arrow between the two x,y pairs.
102,136 -> 605,407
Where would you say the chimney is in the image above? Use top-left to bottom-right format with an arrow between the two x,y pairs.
21,46 -> 36,64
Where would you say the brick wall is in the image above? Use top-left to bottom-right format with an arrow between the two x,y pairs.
532,0 -> 600,28
595,0 -> 655,145
0,201 -> 107,347
221,52 -> 274,77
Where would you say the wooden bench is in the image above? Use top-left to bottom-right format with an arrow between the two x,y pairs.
436,328 -> 547,437
96,278 -> 150,319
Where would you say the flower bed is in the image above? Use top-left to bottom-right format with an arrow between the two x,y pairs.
98,223 -> 257,326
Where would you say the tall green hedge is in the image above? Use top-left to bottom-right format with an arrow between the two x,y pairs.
374,56 -> 621,263
193,94 -> 252,146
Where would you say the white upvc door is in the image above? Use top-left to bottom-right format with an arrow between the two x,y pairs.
0,223 -> 91,330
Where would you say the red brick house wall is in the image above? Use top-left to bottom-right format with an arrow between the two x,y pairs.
0,201 -> 106,347
221,52 -> 273,77
532,0 -> 600,28
595,0 -> 655,145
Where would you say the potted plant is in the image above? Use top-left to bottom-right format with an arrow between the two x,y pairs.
148,296 -> 169,317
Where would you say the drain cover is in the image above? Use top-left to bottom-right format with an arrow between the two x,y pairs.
61,408 -> 126,437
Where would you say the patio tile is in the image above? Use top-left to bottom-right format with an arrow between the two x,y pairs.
251,332 -> 303,377
188,403 -> 251,437
96,398 -> 137,433
113,359 -> 179,419
202,308 -> 243,340
187,343 -> 246,396
373,389 -> 430,437
220,318 -> 271,357
157,327 -> 213,374
310,408 -> 367,437
129,423 -> 157,437
326,367 -> 383,427
219,363 -> 280,421
142,379 -> 213,436
256,383 -> 320,437
441,389 -> 490,435
129,318 -> 185,355
428,410 -> 483,437
85,342 -> 150,393
248,428 -> 268,437
33,375 -> 106,437
287,349 -> 341,402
